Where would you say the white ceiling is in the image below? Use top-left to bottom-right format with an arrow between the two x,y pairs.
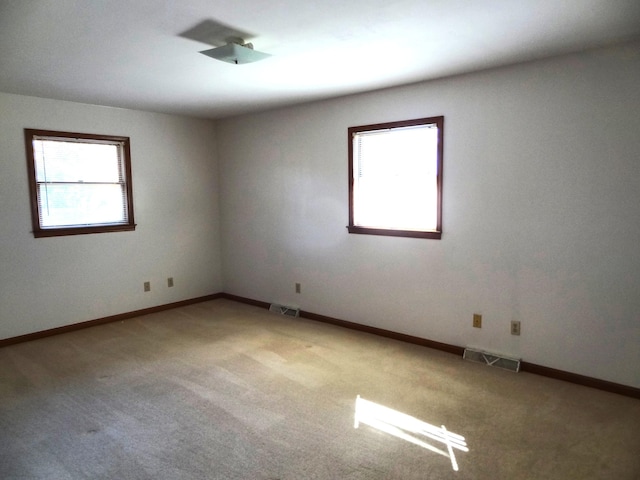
1,0 -> 639,119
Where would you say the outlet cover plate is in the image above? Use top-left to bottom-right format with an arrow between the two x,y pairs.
511,320 -> 521,335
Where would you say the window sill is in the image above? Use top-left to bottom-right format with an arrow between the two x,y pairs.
33,224 -> 137,238
347,225 -> 441,239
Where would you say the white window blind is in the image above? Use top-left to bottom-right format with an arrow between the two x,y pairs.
33,136 -> 129,228
353,123 -> 439,232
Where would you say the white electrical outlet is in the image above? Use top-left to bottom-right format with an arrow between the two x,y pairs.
511,320 -> 521,336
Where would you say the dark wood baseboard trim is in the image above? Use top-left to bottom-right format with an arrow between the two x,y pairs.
520,361 -> 640,399
300,310 -> 465,356
0,293 -> 223,348
218,292 -> 271,309
223,293 -> 640,399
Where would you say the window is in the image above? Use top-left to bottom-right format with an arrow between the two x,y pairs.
24,129 -> 136,237
348,116 -> 444,239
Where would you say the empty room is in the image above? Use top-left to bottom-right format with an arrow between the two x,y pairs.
1,1 -> 639,479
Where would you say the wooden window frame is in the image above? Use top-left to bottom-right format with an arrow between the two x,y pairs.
24,128 -> 136,238
348,116 -> 444,239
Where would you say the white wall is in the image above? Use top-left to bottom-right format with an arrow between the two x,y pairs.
0,93 -> 222,340
217,41 -> 640,388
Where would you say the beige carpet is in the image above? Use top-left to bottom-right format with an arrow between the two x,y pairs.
1,299 -> 639,479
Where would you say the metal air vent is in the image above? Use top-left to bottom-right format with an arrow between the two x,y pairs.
463,348 -> 521,372
269,303 -> 300,317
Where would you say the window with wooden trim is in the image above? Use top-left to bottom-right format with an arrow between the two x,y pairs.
348,116 -> 444,239
24,129 -> 136,237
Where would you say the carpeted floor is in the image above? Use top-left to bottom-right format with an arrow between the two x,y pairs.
1,299 -> 639,479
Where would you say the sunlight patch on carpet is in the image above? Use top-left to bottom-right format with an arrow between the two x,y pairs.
354,395 -> 468,471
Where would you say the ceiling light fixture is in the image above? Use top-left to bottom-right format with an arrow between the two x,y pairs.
200,37 -> 271,65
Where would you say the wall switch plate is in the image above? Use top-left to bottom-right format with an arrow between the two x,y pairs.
144,281 -> 150,292
511,320 -> 521,335
168,277 -> 174,288
473,314 -> 482,328
295,282 -> 301,294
